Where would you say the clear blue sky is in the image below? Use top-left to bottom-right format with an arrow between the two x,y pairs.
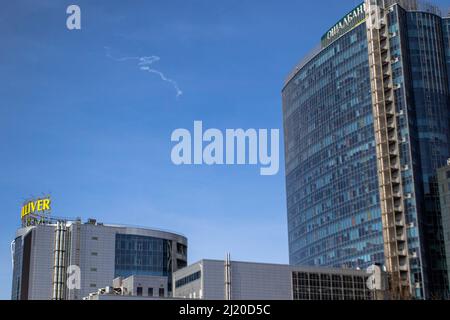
1,0 -> 448,300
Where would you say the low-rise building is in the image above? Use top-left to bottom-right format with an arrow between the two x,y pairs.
173,259 -> 385,300
84,275 -> 170,300
437,160 -> 450,290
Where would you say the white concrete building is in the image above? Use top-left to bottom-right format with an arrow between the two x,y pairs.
173,259 -> 382,300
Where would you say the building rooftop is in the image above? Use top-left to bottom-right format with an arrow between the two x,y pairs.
177,259 -> 372,275
283,0 -> 448,88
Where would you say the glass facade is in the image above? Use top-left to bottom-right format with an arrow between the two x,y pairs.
292,271 -> 372,300
386,5 -> 427,299
175,271 -> 202,289
402,8 -> 450,298
444,18 -> 450,92
283,22 -> 384,270
283,2 -> 450,299
114,234 -> 171,278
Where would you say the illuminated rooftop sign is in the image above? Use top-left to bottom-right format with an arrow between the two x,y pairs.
321,3 -> 367,48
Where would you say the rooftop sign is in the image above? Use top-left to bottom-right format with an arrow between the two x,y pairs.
321,3 -> 367,48
21,196 -> 52,227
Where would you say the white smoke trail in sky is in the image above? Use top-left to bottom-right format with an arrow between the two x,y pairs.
105,47 -> 183,98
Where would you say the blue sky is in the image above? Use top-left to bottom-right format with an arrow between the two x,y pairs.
1,0 -> 448,300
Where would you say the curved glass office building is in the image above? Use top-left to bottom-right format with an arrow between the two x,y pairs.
282,0 -> 450,299
11,219 -> 188,300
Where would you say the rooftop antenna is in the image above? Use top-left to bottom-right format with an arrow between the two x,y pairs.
225,253 -> 232,300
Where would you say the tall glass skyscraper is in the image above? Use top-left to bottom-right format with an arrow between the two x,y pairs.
282,0 -> 450,299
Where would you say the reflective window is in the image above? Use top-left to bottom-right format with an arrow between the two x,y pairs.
114,234 -> 170,278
